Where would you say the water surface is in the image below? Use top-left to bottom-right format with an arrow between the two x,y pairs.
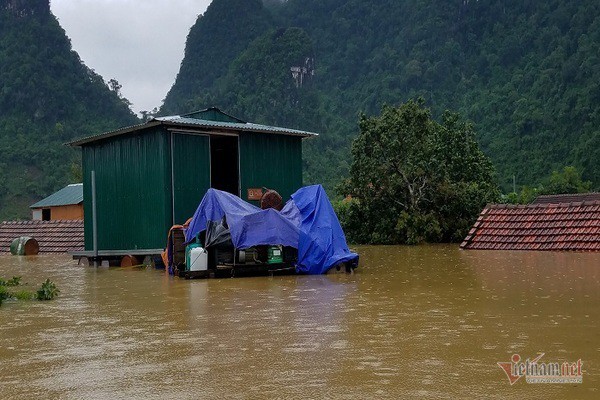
1,246 -> 598,398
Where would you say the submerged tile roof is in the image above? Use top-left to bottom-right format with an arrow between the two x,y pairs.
30,183 -> 83,208
0,220 -> 84,254
532,192 -> 600,204
460,201 -> 600,251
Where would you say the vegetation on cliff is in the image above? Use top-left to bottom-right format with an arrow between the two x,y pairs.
162,0 -> 600,195
0,0 -> 137,219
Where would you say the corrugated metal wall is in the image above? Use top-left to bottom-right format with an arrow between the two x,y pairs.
239,133 -> 303,202
82,128 -> 171,250
171,133 -> 210,224
82,128 -> 304,251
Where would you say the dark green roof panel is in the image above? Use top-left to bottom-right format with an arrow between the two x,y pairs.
182,107 -> 245,123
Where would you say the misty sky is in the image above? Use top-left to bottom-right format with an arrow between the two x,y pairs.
50,0 -> 212,115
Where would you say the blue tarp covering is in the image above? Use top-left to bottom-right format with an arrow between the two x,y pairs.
185,185 -> 358,274
282,185 -> 359,274
185,189 -> 299,249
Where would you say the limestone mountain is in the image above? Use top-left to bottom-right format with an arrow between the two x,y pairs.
162,0 -> 600,192
0,0 -> 137,219
161,0 -> 273,114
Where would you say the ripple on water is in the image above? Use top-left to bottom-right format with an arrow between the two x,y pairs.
1,249 -> 599,399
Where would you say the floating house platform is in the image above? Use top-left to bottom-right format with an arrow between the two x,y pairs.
68,107 -> 317,266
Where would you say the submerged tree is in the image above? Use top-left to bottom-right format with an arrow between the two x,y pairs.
504,165 -> 591,204
339,99 -> 499,244
541,166 -> 592,195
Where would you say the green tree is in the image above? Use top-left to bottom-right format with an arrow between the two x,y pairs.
339,99 -> 499,244
0,3 -> 138,219
164,0 -> 600,193
541,166 -> 592,195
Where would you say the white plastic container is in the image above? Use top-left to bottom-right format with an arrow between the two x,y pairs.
189,247 -> 208,272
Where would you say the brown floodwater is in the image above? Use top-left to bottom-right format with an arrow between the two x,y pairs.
0,246 -> 598,399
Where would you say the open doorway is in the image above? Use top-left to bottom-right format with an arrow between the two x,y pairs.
210,135 -> 239,195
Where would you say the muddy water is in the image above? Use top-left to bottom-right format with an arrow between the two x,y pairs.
0,246 -> 598,399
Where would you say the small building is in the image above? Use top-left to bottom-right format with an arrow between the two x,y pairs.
30,183 -> 83,221
461,194 -> 600,251
69,107 -> 317,256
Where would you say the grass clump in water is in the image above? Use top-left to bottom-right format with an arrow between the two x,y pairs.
0,285 -> 9,305
37,279 -> 60,301
0,276 -> 60,305
13,290 -> 37,300
0,276 -> 22,287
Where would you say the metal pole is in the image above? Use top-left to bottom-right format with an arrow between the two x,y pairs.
92,170 -> 98,259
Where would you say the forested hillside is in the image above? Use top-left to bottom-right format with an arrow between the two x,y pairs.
163,0 -> 600,193
0,0 -> 137,219
162,0 -> 273,114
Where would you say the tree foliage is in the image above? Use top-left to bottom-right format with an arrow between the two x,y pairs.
0,2 -> 137,219
505,166 -> 592,204
162,0 -> 600,195
161,0 -> 273,114
338,100 -> 499,244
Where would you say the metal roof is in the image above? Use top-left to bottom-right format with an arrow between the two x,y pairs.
30,183 -> 83,209
68,108 -> 318,146
531,192 -> 600,204
157,116 -> 318,136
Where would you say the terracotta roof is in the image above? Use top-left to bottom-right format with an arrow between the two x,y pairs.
532,192 -> 600,204
0,220 -> 84,254
460,201 -> 600,251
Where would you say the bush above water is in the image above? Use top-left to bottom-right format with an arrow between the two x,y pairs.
0,276 -> 60,305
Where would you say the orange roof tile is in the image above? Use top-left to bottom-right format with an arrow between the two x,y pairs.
0,220 -> 83,254
461,200 -> 600,252
532,193 -> 600,204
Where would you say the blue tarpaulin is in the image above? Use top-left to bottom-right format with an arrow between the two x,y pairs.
282,185 -> 359,274
185,189 -> 299,249
185,185 -> 358,274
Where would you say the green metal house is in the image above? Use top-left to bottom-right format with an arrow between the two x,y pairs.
69,108 -> 317,256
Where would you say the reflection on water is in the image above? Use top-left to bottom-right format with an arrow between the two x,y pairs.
0,247 -> 598,399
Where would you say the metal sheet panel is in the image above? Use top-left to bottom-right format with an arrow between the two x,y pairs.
30,184 -> 83,208
171,133 -> 211,224
82,128 -> 171,251
239,133 -> 303,203
82,146 -> 94,250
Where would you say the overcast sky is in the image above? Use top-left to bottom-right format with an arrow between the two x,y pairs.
50,0 -> 212,115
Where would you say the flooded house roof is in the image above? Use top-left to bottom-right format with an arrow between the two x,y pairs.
0,220 -> 84,253
30,183 -> 83,209
531,192 -> 600,204
460,198 -> 600,252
